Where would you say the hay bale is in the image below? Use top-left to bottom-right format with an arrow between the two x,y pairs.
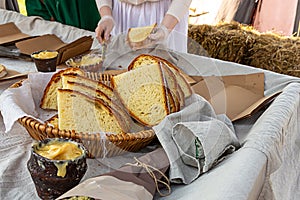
187,24 -> 214,56
246,33 -> 300,77
188,22 -> 255,64
187,22 -> 300,77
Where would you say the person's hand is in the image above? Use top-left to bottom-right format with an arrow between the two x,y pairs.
148,24 -> 170,44
130,24 -> 170,50
95,15 -> 115,44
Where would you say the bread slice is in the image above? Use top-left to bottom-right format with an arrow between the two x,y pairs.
57,89 -> 127,134
63,81 -> 132,132
0,64 -> 7,78
111,64 -> 168,127
128,54 -> 159,70
127,23 -> 157,49
40,68 -> 85,110
128,54 -> 193,99
165,63 -> 193,99
127,23 -> 157,43
128,54 -> 187,109
153,55 -> 193,98
165,87 -> 177,113
61,74 -> 115,100
161,63 -> 183,111
45,114 -> 59,128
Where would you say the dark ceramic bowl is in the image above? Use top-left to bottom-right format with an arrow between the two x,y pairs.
65,52 -> 103,72
31,50 -> 58,72
27,138 -> 87,200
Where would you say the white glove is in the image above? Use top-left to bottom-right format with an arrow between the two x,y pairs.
148,24 -> 170,44
130,24 -> 170,50
95,15 -> 115,43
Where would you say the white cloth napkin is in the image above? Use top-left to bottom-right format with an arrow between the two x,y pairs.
0,72 -> 57,132
153,94 -> 240,184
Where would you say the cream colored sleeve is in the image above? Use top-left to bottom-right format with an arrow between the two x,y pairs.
95,0 -> 113,10
166,0 -> 192,22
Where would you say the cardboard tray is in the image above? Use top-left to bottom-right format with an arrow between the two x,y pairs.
15,34 -> 93,65
0,22 -> 33,45
0,22 -> 93,65
190,72 -> 281,121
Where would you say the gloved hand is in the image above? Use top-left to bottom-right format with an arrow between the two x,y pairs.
130,24 -> 170,50
95,15 -> 115,44
148,24 -> 170,44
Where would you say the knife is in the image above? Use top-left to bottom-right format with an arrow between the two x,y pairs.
101,41 -> 107,62
100,32 -> 111,63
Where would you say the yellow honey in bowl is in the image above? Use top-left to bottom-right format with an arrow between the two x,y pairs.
32,51 -> 58,59
34,139 -> 85,177
35,140 -> 83,160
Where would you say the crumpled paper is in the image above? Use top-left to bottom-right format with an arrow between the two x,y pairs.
57,148 -> 169,200
153,94 -> 240,184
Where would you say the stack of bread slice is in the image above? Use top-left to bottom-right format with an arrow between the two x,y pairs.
40,68 -> 85,110
57,88 -> 128,134
40,68 -> 131,134
111,54 -> 193,127
40,54 -> 193,134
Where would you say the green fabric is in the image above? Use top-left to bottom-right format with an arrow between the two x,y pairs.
25,0 -> 100,31
25,0 -> 52,20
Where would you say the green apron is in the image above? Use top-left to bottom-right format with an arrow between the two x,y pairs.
26,0 -> 100,31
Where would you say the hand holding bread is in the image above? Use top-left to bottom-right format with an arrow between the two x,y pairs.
127,23 -> 158,50
128,24 -> 170,50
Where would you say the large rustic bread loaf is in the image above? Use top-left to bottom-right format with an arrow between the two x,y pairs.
57,89 -> 127,134
111,63 -> 169,127
40,68 -> 85,110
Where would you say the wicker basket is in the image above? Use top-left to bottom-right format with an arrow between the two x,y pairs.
13,71 -> 156,158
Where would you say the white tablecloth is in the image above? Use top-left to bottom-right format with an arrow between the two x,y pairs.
1,9 -> 300,200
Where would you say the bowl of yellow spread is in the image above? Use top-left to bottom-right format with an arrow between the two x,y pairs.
31,50 -> 59,72
27,138 -> 87,199
65,52 -> 103,72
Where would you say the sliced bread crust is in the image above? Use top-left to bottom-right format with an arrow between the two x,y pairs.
127,23 -> 157,49
127,23 -> 157,43
61,73 -> 115,99
57,89 -> 127,134
0,64 -> 7,78
111,64 -> 168,127
40,68 -> 85,110
63,81 -> 132,132
128,54 -> 193,99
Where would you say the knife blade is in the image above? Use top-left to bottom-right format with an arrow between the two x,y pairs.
101,41 -> 107,62
100,32 -> 111,63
